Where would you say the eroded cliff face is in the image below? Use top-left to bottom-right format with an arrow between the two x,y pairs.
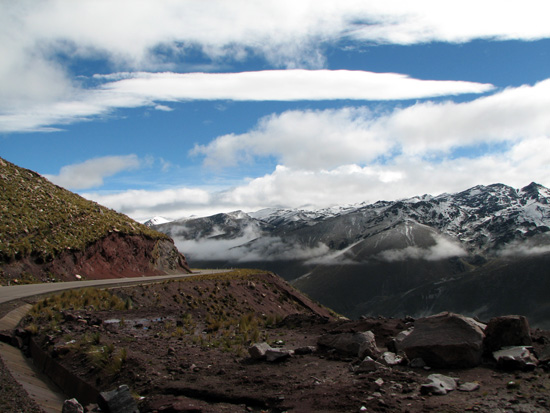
1,232 -> 190,283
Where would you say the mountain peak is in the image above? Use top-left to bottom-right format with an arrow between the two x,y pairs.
520,182 -> 550,203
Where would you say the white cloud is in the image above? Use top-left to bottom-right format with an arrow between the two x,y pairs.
193,80 -> 550,170
377,235 -> 467,262
85,137 -> 550,222
82,186 -> 215,221
348,1 -> 550,45
75,79 -> 550,220
154,104 -> 173,112
2,0 -> 547,132
175,225 -> 331,262
44,155 -> 141,190
192,107 -> 392,170
497,235 -> 550,257
104,70 -> 493,102
381,80 -> 550,156
0,70 -> 493,133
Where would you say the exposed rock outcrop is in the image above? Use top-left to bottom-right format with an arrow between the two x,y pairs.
2,232 -> 190,282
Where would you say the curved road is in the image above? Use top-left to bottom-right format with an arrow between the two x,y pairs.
0,270 -> 226,305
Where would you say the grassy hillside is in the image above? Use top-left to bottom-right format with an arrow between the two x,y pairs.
0,157 -> 169,265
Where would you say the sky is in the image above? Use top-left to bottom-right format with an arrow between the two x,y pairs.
2,0 -> 550,222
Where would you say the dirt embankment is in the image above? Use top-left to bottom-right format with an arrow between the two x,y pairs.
1,232 -> 190,284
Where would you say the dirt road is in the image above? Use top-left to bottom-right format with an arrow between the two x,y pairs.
0,270 -> 224,304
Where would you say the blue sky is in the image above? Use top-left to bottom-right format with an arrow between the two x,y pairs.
1,1 -> 550,221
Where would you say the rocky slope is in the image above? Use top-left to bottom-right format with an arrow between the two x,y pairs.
152,183 -> 550,326
0,157 -> 190,284
8,271 -> 550,412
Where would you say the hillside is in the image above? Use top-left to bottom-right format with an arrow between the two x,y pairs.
0,157 -> 190,284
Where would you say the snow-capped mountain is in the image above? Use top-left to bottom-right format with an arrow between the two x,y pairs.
152,183 -> 550,327
153,182 -> 550,262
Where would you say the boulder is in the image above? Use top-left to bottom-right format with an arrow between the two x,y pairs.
98,384 -> 139,413
420,374 -> 458,395
493,346 -> 538,371
483,315 -> 532,354
317,331 -> 379,358
395,312 -> 485,368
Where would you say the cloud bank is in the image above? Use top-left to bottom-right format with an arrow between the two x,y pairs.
174,225 -> 331,263
2,0 -> 547,132
378,235 -> 467,262
194,79 -> 550,170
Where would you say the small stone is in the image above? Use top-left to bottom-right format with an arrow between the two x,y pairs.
62,398 -> 84,413
506,380 -> 520,389
248,342 -> 272,359
420,374 -> 458,395
380,351 -> 404,366
356,357 -> 385,373
458,382 -> 480,392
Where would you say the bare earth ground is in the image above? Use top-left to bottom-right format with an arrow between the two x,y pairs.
2,271 -> 550,412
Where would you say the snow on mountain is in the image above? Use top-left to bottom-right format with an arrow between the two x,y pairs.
151,182 -> 550,262
143,216 -> 173,227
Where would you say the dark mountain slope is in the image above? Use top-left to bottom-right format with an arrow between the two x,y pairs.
0,157 -> 190,284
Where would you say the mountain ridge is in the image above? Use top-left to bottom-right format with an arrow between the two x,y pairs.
152,182 -> 550,326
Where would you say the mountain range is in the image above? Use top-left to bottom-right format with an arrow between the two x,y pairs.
150,182 -> 550,327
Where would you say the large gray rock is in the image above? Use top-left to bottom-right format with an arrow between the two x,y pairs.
395,312 -> 485,368
483,315 -> 532,353
318,331 -> 379,358
98,385 -> 139,413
